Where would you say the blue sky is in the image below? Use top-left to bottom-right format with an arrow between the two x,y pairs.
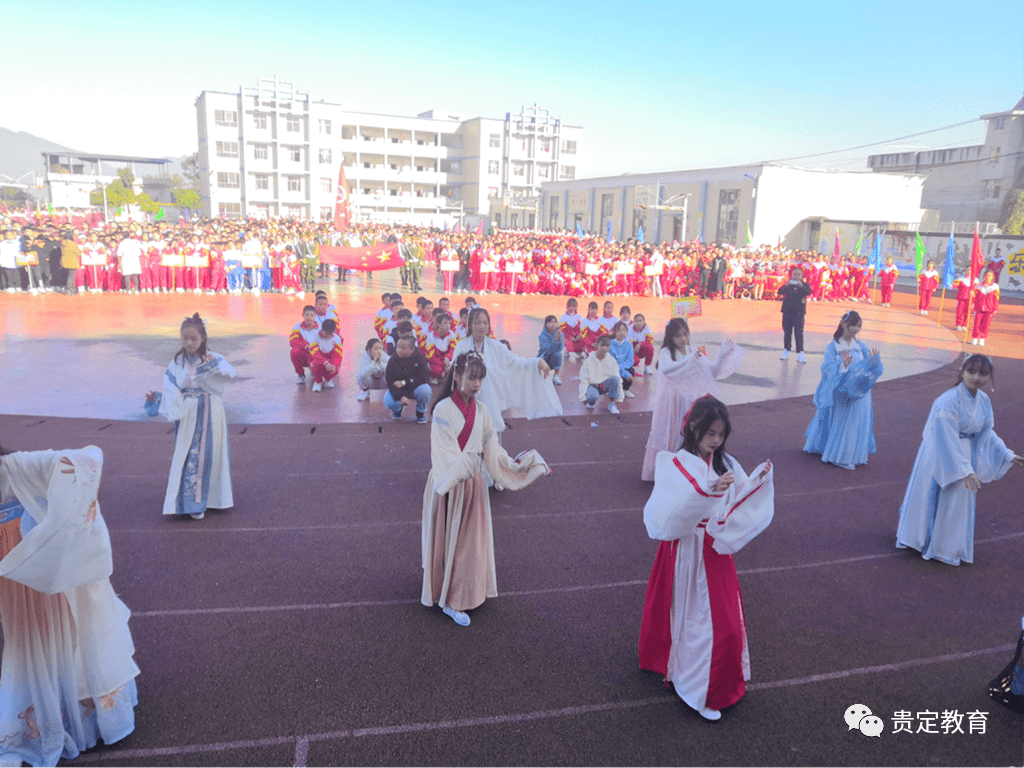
1,0 -> 1021,177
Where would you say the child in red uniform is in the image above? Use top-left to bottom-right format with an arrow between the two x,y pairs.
953,274 -> 977,332
559,297 -> 585,361
918,260 -> 939,315
580,301 -> 603,356
598,300 -> 617,337
373,293 -> 394,340
310,318 -> 343,392
628,313 -> 655,375
423,313 -> 456,381
290,305 -> 321,384
879,257 -> 898,306
971,271 -> 1000,346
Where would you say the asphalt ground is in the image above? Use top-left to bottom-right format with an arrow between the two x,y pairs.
1,353 -> 1021,767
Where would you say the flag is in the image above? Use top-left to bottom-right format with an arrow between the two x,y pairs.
605,218 -> 612,244
970,223 -> 984,281
46,201 -> 53,214
869,228 -> 882,271
25,202 -> 31,217
855,227 -> 864,256
116,204 -> 123,217
746,222 -> 752,246
1,202 -> 6,214
575,221 -> 583,238
914,231 -> 926,275
155,207 -> 166,222
637,225 -> 644,244
443,220 -> 448,232
942,225 -> 955,290
832,229 -> 840,260
318,242 -> 404,271
453,222 -> 462,234
333,161 -> 352,233
695,231 -> 702,245
182,207 -> 190,223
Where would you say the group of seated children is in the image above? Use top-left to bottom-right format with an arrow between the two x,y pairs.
288,291 -> 343,391
538,297 -> 657,414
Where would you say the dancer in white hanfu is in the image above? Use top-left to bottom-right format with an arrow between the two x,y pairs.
0,446 -> 139,766
145,313 -> 236,519
639,396 -> 773,720
421,352 -> 550,626
896,355 -> 1022,565
452,307 -> 561,436
641,318 -> 744,481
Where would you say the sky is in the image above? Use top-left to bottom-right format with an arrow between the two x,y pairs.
1,0 -> 1022,179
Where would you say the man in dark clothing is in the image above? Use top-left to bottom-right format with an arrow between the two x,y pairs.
778,267 -> 813,362
384,335 -> 432,423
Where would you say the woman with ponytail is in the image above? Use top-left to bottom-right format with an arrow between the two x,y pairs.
144,313 -> 237,519
420,352 -> 551,627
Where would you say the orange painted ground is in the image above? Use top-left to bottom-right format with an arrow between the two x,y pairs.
1,268 -> 1018,424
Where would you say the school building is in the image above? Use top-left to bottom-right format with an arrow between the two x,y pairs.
195,75 -> 584,227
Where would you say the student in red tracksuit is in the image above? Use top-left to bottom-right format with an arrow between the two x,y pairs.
952,274 -> 977,332
879,258 -> 898,306
917,260 -> 939,315
580,301 -> 603,356
290,305 -> 322,384
628,314 -> 656,374
423,313 -> 456,381
971,271 -> 1000,347
309,319 -> 343,392
559,297 -> 585,360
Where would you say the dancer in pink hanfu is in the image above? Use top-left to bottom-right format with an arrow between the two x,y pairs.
639,396 -> 774,721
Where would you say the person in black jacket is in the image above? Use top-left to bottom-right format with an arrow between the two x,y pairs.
778,267 -> 813,362
384,335 -> 432,423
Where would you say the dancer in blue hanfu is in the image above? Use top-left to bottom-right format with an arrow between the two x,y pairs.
896,354 -> 1022,565
0,446 -> 139,766
145,313 -> 237,519
803,310 -> 883,470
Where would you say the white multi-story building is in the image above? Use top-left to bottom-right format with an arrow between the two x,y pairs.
867,95 -> 1024,228
195,76 -> 584,226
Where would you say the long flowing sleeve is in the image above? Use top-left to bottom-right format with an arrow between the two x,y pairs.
158,362 -> 187,422
973,395 -> 1015,484
835,344 -> 883,403
193,354 -> 237,397
812,342 -> 845,409
429,404 -> 482,496
708,339 -> 744,380
927,399 -> 976,488
706,461 -> 775,555
479,406 -> 550,491
644,451 -> 727,541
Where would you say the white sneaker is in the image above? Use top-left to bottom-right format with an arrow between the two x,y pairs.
312,382 -> 322,392
645,364 -> 655,375
971,339 -> 978,345
585,402 -> 595,409
780,350 -> 790,360
442,605 -> 470,626
357,390 -> 369,401
552,374 -> 563,385
176,287 -> 184,293
190,512 -> 205,520
296,374 -> 305,384
609,403 -> 620,414
324,378 -> 335,388
797,352 -> 806,363
253,289 -> 261,296
979,339 -> 985,347
624,390 -> 635,398
697,706 -> 721,721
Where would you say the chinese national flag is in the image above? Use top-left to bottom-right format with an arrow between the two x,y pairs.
319,243 -> 404,272
969,223 -> 985,281
334,161 -> 352,233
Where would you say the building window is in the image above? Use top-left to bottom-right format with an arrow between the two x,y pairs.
289,147 -> 301,163
715,189 -> 740,245
254,174 -> 269,190
286,116 -> 300,132
287,177 -> 303,192
217,202 -> 240,219
985,180 -> 1002,199
537,165 -> 549,179
215,141 -> 239,158
320,178 -> 332,192
217,172 -> 240,188
319,148 -> 332,164
287,205 -> 303,218
548,196 -> 559,229
561,140 -> 577,154
993,116 -> 1007,131
599,193 -> 613,235
990,147 -> 1000,164
253,113 -> 267,130
254,144 -> 268,160
319,119 -> 331,135
489,133 -> 500,148
559,165 -> 575,180
214,110 -> 237,127
512,163 -> 525,177
488,186 -> 499,199
320,206 -> 332,220
488,160 -> 499,175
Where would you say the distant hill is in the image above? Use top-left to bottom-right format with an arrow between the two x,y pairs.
1,127 -> 191,184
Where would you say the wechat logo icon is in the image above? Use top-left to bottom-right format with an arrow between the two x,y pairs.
844,704 -> 883,737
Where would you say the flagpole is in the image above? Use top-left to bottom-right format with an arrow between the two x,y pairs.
936,288 -> 946,327
962,222 -> 979,345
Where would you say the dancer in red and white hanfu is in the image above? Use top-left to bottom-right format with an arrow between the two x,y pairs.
639,396 -> 774,720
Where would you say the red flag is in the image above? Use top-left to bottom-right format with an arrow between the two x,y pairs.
970,223 -> 985,281
474,219 -> 484,235
833,229 -> 840,260
319,243 -> 403,272
1,201 -> 6,214
334,161 -> 352,233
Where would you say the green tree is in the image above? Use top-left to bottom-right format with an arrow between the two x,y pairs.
89,167 -> 138,209
999,165 -> 1024,235
181,152 -> 200,190
136,193 -> 160,215
173,188 -> 201,212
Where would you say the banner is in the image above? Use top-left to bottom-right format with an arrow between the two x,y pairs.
672,297 -> 702,318
319,243 -> 404,271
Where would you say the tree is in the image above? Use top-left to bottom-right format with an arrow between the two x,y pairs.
181,152 -> 200,190
89,167 -> 138,209
136,193 -> 160,215
173,188 -> 201,212
999,165 -> 1024,235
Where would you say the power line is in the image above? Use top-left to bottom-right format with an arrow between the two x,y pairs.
765,119 -> 981,163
